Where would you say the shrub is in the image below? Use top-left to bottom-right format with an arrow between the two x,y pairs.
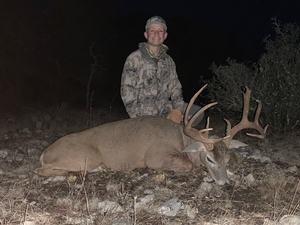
202,18 -> 300,131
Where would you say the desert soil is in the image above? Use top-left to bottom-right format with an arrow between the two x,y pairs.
0,106 -> 299,225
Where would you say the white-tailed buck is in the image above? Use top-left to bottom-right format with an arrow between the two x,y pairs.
36,85 -> 268,185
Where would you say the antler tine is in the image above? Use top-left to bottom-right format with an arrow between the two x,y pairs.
202,117 -> 210,139
183,84 -> 222,145
184,84 -> 208,125
188,102 -> 218,127
223,87 -> 268,147
246,99 -> 269,138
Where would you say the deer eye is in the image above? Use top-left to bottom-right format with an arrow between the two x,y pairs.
206,157 -> 215,164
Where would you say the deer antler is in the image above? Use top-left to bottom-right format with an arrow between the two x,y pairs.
183,84 -> 223,148
222,87 -> 269,147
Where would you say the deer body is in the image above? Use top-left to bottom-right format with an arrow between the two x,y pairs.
37,117 -> 199,175
36,85 -> 268,186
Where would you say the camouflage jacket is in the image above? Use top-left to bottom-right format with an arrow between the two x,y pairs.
120,42 -> 186,118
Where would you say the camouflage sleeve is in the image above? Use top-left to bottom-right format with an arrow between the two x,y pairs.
120,55 -> 140,117
168,57 -> 187,114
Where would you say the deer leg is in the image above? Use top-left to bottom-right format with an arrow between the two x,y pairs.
35,164 -> 69,177
161,154 -> 193,172
145,154 -> 193,172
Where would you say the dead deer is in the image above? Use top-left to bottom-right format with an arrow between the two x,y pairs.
36,84 -> 268,185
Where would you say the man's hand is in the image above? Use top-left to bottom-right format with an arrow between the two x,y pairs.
167,109 -> 182,124
130,115 -> 137,118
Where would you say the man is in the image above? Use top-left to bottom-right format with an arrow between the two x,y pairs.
120,16 -> 203,125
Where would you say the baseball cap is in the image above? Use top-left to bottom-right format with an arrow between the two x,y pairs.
145,16 -> 167,30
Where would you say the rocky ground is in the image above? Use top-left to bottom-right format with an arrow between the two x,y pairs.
0,105 -> 299,225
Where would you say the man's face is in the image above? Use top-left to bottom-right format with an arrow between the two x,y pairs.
144,24 -> 168,47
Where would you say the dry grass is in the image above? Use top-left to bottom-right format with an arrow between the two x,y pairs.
0,108 -> 299,225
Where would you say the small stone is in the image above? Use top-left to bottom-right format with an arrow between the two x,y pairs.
229,139 -> 248,149
184,204 -> 198,219
23,221 -> 36,225
157,198 -> 181,217
195,182 -> 212,199
112,216 -> 132,225
6,156 -> 13,162
199,182 -> 212,192
18,174 -> 28,179
15,154 -> 24,162
144,189 -> 153,194
286,166 -> 298,173
260,156 -> 271,163
27,148 -> 37,155
279,215 -> 300,225
136,194 -> 155,208
140,194 -> 154,203
247,149 -> 261,160
22,127 -> 31,134
245,173 -> 256,185
42,176 -> 66,184
203,176 -> 213,183
41,141 -> 50,148
97,200 -> 123,215
0,150 -> 8,159
89,198 -> 100,210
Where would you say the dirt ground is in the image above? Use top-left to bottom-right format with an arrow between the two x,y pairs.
0,105 -> 299,225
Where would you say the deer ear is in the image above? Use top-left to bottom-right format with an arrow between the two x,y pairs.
182,141 -> 205,152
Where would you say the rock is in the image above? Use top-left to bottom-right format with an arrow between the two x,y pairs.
15,154 -> 24,162
196,182 -> 213,199
286,166 -> 298,173
23,221 -> 36,225
200,181 -> 213,192
41,141 -> 50,148
157,198 -> 181,216
226,170 -> 235,179
136,194 -> 154,207
136,173 -> 148,180
260,156 -> 271,163
0,149 -> 8,159
229,139 -> 248,149
203,176 -> 214,183
65,216 -> 93,224
112,216 -> 132,225
211,185 -> 224,198
184,204 -> 198,219
144,189 -> 153,195
98,200 -> 123,215
42,176 -> 66,184
279,215 -> 300,225
247,149 -> 261,160
245,174 -> 256,186
140,194 -> 154,203
88,198 -> 100,211
106,181 -> 120,192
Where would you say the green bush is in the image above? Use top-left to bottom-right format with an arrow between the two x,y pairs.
202,18 -> 300,131
31,114 -> 55,130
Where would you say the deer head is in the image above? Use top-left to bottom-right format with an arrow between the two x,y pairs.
183,84 -> 268,185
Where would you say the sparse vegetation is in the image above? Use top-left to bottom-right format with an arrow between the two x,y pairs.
0,108 -> 299,225
31,114 -> 54,130
202,18 -> 300,131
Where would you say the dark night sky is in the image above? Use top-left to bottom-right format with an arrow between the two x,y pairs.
30,0 -> 300,59
113,0 -> 300,59
2,0 -> 300,109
